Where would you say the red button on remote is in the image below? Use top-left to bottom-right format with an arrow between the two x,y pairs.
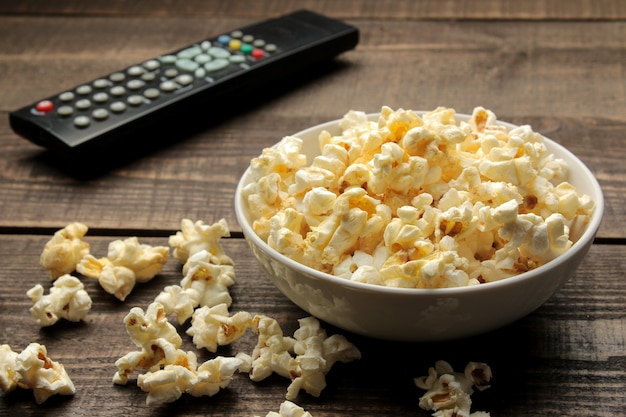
251,48 -> 264,59
35,100 -> 54,113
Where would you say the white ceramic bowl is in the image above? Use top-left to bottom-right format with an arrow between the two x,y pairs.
235,113 -> 604,341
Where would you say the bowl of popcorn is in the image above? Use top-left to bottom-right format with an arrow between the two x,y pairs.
235,106 -> 603,341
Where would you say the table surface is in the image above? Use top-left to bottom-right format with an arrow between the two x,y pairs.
1,1 -> 625,416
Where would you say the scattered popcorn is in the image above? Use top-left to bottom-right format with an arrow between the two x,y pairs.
77,236 -> 169,300
39,222 -> 90,280
26,274 -> 92,326
249,315 -> 360,400
186,303 -> 252,352
155,249 -> 236,324
0,343 -> 75,404
261,400 -> 314,417
243,106 -> 595,287
169,218 -> 234,265
415,360 -> 492,417
0,344 -> 19,393
113,302 -> 248,405
113,302 -> 183,385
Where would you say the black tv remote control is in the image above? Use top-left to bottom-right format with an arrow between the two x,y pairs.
9,10 -> 358,157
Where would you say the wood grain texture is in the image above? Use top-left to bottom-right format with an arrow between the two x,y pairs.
0,236 -> 624,416
2,0 -> 626,20
0,1 -> 624,415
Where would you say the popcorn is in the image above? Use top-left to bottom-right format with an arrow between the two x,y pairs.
287,316 -> 361,400
244,106 -> 595,287
0,344 -> 19,393
113,303 -> 182,384
248,315 -> 360,401
0,343 -> 75,404
415,360 -> 492,417
186,304 -> 252,352
77,236 -> 169,300
262,400 -> 314,417
168,218 -> 234,265
40,222 -> 90,280
27,274 -> 92,326
155,249 -> 236,324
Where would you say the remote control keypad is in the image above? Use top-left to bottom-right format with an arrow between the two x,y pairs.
30,31 -> 277,130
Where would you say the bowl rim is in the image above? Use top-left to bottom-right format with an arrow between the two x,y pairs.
235,111 -> 604,296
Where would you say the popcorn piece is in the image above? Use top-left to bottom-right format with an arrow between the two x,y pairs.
77,237 -> 168,300
244,106 -> 595,287
248,315 -> 360,401
113,303 -> 182,384
7,343 -> 76,404
249,315 -> 296,382
154,249 -> 236,324
0,344 -> 19,393
27,274 -> 92,326
168,218 -> 234,265
186,355 -> 245,398
186,304 -> 252,352
40,222 -> 90,280
415,360 -> 492,417
137,362 -> 196,406
263,400 -> 314,417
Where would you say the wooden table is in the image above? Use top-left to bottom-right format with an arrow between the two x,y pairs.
1,1 -> 624,416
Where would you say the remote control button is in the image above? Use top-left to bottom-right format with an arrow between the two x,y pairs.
159,80 -> 179,92
217,35 -> 230,45
59,92 -> 75,102
265,44 -> 277,53
204,58 -> 229,72
35,100 -> 54,113
178,46 -> 202,59
127,95 -> 144,106
110,72 -> 126,83
126,79 -> 146,90
252,48 -> 264,59
176,74 -> 193,86
200,40 -> 212,50
253,39 -> 266,48
230,30 -> 243,39
110,86 -> 126,96
143,59 -> 161,71
76,99 -> 91,110
159,55 -> 177,64
93,92 -> 109,103
93,79 -> 111,89
194,53 -> 212,64
164,68 -> 179,78
229,39 -> 242,51
57,106 -> 74,117
127,66 -> 145,76
92,108 -> 109,120
229,55 -> 246,64
76,85 -> 92,95
73,115 -> 90,128
241,44 -> 253,54
194,67 -> 207,79
142,72 -> 156,82
208,46 -> 231,59
176,58 -> 199,72
143,88 -> 160,99
110,101 -> 126,113
242,34 -> 255,43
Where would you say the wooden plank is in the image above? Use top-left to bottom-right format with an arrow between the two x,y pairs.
1,0 -> 626,20
0,17 -> 623,236
0,235 -> 624,416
